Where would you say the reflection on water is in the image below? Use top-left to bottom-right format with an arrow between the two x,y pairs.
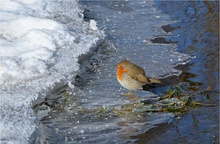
34,1 -> 219,143
156,1 -> 219,89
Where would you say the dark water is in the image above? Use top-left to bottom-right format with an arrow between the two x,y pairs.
146,1 -> 219,143
33,1 -> 219,143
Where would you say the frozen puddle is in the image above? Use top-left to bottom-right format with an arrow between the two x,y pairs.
0,0 -> 104,143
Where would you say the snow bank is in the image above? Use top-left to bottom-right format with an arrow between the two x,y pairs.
0,0 -> 104,143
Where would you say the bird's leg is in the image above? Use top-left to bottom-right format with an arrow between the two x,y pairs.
128,90 -> 138,101
121,90 -> 138,100
134,90 -> 138,96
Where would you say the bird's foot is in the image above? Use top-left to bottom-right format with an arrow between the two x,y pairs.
128,95 -> 138,101
121,91 -> 133,96
121,91 -> 138,100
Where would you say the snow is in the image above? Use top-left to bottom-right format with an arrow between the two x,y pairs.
0,0 -> 104,143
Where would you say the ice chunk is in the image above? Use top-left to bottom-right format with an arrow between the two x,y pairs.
89,19 -> 98,31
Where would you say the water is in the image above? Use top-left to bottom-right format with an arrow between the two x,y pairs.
35,1 -> 219,143
146,1 -> 219,143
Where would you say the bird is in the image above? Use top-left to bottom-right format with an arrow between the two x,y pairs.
116,60 -> 161,97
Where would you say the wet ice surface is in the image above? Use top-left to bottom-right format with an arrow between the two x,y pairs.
37,1 -> 192,143
0,0 -> 104,143
3,0 -> 217,143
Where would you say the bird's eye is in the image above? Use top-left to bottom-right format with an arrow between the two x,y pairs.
117,65 -> 122,68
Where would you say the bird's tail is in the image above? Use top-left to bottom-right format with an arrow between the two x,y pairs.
149,78 -> 162,84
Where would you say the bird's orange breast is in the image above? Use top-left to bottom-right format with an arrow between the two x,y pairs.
116,66 -> 127,81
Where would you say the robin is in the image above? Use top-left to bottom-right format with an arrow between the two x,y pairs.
116,60 -> 161,97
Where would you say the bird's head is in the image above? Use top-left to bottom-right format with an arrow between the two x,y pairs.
117,60 -> 130,69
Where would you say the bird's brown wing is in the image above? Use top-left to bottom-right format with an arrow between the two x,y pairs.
122,61 -> 161,85
125,63 -> 152,85
135,74 -> 151,85
126,70 -> 151,85
126,62 -> 145,75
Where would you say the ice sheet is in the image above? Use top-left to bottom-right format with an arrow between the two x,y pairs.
0,0 -> 104,142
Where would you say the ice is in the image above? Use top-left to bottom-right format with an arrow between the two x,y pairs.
89,20 -> 98,31
0,0 -> 104,143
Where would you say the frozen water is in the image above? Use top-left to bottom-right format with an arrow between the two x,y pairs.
0,0 -> 104,143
